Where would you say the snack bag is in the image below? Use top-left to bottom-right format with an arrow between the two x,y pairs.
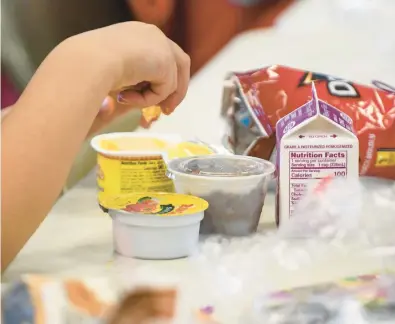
221,65 -> 395,179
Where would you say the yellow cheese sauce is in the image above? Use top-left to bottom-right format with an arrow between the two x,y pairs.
99,137 -> 214,158
167,142 -> 214,159
100,137 -> 167,151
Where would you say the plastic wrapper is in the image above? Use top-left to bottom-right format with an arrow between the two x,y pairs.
239,177 -> 395,323
187,177 -> 395,322
278,177 -> 364,242
278,177 -> 395,251
221,65 -> 395,179
245,273 -> 395,324
267,176 -> 395,275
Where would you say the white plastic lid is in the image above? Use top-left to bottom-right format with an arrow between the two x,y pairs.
167,155 -> 274,178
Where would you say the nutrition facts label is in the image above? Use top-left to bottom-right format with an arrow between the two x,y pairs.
120,159 -> 174,192
289,150 -> 348,216
97,154 -> 175,206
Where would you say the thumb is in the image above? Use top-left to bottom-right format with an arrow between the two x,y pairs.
97,95 -> 134,121
98,96 -> 116,118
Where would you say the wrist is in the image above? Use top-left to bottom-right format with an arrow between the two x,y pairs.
57,35 -> 121,92
17,35 -> 118,121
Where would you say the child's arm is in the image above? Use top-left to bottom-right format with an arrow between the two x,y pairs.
1,22 -> 190,270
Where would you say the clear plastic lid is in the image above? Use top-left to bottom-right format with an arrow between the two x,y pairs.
167,155 -> 274,177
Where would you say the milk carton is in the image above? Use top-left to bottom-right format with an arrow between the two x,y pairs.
276,83 -> 359,226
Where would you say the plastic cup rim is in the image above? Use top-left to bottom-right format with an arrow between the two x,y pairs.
90,132 -> 182,159
166,155 -> 275,181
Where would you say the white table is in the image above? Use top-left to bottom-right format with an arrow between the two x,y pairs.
4,0 -> 395,322
5,171 -> 393,323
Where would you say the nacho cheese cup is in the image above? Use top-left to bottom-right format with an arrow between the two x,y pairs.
102,193 -> 209,259
91,132 -> 215,210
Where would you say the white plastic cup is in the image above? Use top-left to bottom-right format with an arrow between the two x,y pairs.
109,210 -> 204,259
102,192 -> 209,260
167,155 -> 275,236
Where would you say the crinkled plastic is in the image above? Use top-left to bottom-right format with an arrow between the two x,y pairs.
278,177 -> 364,242
279,177 -> 395,248
189,177 -> 395,322
241,177 -> 395,323
244,273 -> 395,324
272,177 -> 395,272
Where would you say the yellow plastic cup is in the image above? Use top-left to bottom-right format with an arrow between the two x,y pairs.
91,132 -> 216,211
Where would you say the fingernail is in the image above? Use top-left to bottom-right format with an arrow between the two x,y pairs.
100,96 -> 110,111
161,106 -> 172,115
139,118 -> 150,129
117,93 -> 130,105
99,96 -> 115,119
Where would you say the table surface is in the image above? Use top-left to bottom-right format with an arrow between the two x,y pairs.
6,172 -> 394,323
4,0 -> 395,321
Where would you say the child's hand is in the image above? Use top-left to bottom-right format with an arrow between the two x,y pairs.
87,96 -> 159,137
69,22 -> 190,117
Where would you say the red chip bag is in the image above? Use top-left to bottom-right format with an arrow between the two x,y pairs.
222,65 -> 395,179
